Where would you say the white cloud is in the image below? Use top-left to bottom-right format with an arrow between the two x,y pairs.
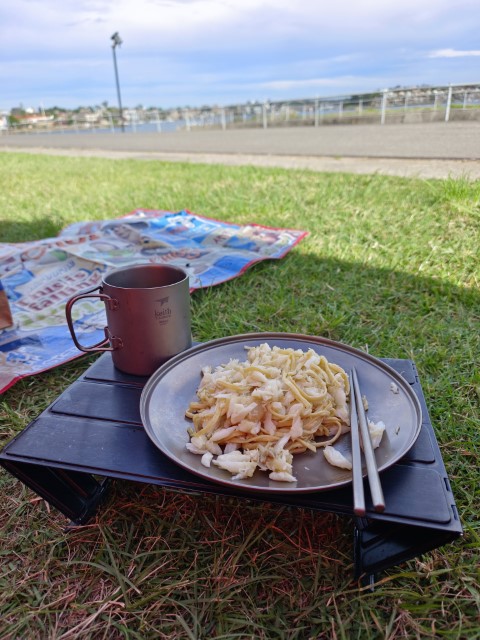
1,0 -> 469,54
2,0 -> 480,109
429,48 -> 480,58
261,76 -> 367,91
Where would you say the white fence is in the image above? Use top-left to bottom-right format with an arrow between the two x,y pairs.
4,83 -> 480,135
182,83 -> 480,130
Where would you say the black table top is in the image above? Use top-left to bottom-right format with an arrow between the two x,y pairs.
1,352 -> 463,535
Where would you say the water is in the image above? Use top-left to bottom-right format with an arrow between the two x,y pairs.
19,120 -> 187,136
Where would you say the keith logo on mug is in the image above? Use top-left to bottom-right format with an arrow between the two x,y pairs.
155,306 -> 171,324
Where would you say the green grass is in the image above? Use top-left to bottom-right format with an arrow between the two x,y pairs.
0,152 -> 479,639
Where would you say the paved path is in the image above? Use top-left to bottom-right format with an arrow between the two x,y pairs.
2,121 -> 480,179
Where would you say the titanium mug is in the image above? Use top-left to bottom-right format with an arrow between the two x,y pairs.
65,264 -> 192,376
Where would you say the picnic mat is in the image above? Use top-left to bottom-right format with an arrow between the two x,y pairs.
0,209 -> 307,393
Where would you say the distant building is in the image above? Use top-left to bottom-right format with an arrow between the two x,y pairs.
19,113 -> 54,126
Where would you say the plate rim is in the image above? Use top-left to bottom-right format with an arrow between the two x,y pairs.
140,332 -> 423,494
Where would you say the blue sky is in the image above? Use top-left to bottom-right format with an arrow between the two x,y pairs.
2,0 -> 480,111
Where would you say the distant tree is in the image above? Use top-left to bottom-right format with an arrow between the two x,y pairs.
45,106 -> 65,115
351,92 -> 381,102
10,106 -> 26,116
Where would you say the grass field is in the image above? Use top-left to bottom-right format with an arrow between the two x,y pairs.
0,152 -> 479,639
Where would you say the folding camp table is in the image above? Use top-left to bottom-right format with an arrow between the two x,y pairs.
0,351 -> 462,585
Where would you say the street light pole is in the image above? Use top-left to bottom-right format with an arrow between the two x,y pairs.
111,32 -> 124,132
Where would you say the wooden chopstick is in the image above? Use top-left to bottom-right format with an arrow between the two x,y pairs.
349,372 -> 366,516
351,367 -> 386,513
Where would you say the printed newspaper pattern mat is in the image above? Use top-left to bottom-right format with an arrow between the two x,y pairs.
0,209 -> 307,393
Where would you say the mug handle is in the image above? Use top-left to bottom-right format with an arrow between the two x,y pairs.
65,285 -> 121,353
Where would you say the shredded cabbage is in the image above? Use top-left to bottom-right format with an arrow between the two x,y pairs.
185,343 -> 351,482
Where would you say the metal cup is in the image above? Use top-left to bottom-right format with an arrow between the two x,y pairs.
65,264 -> 192,376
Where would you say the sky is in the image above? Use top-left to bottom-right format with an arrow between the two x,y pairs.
2,0 -> 480,112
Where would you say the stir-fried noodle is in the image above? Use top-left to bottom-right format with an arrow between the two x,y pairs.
185,343 -> 351,482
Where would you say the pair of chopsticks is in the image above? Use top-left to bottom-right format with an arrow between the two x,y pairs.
349,367 -> 385,516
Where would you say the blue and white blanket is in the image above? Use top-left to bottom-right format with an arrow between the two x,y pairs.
0,209 -> 307,392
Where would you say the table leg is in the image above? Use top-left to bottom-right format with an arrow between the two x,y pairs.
354,518 -> 461,585
1,460 -> 110,524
